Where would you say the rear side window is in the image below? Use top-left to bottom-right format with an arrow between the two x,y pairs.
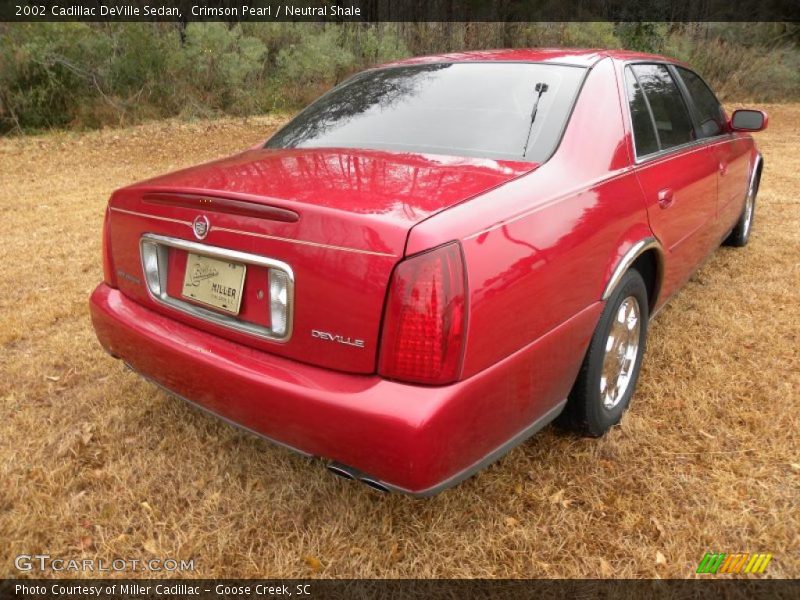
676,67 -> 726,137
626,64 -> 696,157
624,68 -> 659,156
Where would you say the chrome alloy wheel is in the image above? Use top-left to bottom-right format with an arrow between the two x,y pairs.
600,296 -> 641,410
742,188 -> 755,239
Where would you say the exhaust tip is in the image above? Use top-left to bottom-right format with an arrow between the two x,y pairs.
327,462 -> 356,480
360,478 -> 390,493
326,463 -> 391,493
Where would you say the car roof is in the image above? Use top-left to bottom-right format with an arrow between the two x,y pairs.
380,48 -> 683,69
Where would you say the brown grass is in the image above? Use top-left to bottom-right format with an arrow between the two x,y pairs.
1,107 -> 798,579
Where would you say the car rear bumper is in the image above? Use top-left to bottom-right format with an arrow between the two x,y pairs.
90,284 -> 599,495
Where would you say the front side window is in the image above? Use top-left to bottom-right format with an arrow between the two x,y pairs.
628,64 -> 696,155
675,67 -> 726,138
266,63 -> 586,162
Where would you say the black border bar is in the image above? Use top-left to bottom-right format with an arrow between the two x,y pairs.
2,579 -> 800,600
2,0 -> 799,22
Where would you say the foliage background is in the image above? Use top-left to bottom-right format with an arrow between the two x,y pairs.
0,22 -> 798,133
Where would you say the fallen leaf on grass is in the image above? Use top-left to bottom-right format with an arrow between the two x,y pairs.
303,556 -> 323,572
389,543 -> 399,556
656,551 -> 667,566
652,516 -> 666,539
549,489 -> 576,508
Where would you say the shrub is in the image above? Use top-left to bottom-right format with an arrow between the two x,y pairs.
347,24 -> 411,65
665,32 -> 800,101
0,22 -> 798,134
172,23 -> 267,116
0,23 -> 115,130
562,23 -> 621,48
274,26 -> 356,106
615,22 -> 670,54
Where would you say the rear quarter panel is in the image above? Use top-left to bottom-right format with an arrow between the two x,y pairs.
408,57 -> 651,390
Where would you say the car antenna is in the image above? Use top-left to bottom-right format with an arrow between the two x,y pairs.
522,82 -> 549,157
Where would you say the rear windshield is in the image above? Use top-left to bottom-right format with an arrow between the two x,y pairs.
266,62 -> 586,162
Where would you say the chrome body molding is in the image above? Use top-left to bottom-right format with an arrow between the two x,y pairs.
601,237 -> 664,301
139,233 -> 295,343
111,207 -> 396,258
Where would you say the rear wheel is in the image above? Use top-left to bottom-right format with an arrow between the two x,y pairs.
559,269 -> 649,437
724,174 -> 758,247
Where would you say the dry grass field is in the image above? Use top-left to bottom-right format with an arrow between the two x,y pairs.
1,106 -> 798,579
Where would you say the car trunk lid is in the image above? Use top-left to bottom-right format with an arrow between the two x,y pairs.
106,147 -> 536,373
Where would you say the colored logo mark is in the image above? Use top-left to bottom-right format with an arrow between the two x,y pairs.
696,552 -> 772,574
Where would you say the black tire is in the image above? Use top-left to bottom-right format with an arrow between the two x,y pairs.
723,174 -> 759,247
558,269 -> 649,437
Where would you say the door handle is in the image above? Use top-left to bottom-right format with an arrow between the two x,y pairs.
657,188 -> 674,209
719,162 -> 728,176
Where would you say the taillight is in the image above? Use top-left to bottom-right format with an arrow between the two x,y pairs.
102,206 -> 117,288
378,242 -> 467,385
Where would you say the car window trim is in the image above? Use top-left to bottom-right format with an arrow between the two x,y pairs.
623,60 -> 725,165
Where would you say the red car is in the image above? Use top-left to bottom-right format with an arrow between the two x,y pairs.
90,49 -> 767,496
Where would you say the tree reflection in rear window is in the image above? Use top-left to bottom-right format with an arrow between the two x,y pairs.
266,63 -> 587,163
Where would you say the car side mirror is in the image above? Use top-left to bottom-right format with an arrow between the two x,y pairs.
730,109 -> 768,132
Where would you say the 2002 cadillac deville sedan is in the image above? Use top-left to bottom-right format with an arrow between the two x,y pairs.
90,49 -> 767,495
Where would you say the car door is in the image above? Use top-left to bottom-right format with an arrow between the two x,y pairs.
624,63 -> 720,300
673,66 -> 752,236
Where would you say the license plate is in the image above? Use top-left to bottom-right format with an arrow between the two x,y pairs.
182,252 -> 246,315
